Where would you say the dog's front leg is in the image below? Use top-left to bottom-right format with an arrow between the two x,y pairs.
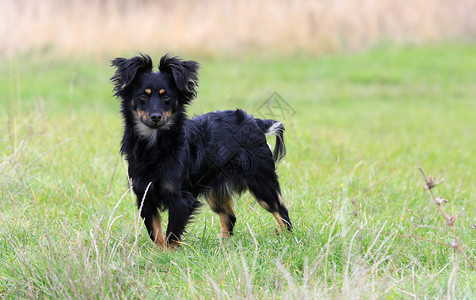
136,196 -> 167,247
165,192 -> 201,248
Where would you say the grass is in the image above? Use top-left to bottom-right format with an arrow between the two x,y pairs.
1,44 -> 476,298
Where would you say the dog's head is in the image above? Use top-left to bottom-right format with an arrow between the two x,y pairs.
111,54 -> 199,131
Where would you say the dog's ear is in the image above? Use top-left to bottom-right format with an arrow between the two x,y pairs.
159,54 -> 200,103
111,54 -> 153,95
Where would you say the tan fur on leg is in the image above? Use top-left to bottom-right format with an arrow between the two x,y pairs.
219,213 -> 231,238
273,212 -> 286,230
152,213 -> 166,248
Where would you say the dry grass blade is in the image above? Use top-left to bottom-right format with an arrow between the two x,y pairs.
415,161 -> 476,271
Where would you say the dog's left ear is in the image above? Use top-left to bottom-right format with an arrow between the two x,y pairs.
159,54 -> 200,103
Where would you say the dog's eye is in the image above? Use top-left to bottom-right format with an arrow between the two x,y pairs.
162,95 -> 171,104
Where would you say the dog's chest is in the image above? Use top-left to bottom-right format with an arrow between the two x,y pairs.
128,153 -> 182,194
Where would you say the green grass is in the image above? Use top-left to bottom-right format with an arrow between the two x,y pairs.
1,44 -> 475,298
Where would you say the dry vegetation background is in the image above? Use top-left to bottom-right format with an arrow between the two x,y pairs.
2,0 -> 476,57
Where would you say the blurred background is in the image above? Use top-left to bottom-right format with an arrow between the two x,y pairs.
2,0 -> 476,57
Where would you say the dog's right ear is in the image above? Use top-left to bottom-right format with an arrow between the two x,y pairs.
111,54 -> 153,95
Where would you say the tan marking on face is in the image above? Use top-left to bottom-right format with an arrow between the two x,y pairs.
273,212 -> 287,230
139,110 -> 150,123
152,213 -> 166,247
134,109 -> 145,119
145,89 -> 152,95
159,88 -> 165,94
159,110 -> 172,123
134,109 -> 155,124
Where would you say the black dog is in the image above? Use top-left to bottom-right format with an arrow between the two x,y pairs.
111,54 -> 292,248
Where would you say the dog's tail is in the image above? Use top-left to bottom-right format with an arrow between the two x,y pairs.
257,119 -> 286,164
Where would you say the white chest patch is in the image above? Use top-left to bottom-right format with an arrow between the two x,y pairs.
134,121 -> 159,147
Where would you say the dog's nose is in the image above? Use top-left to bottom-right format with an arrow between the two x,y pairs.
150,113 -> 162,123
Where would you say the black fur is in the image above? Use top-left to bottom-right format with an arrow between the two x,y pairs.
111,53 -> 292,247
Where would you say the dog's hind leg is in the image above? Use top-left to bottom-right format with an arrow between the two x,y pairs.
207,192 -> 236,238
246,170 -> 292,232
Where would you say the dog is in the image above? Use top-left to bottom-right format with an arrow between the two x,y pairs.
111,54 -> 292,248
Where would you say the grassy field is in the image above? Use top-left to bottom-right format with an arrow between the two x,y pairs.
1,44 -> 475,298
